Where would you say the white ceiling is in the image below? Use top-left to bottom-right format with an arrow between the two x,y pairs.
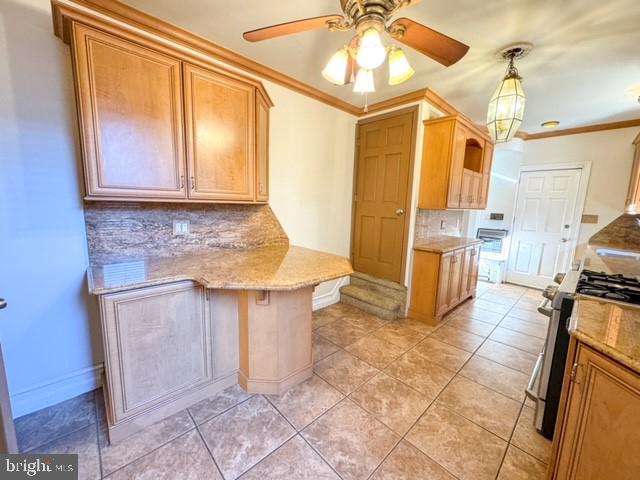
123,0 -> 640,133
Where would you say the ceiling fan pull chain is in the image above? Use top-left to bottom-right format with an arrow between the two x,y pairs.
364,92 -> 369,113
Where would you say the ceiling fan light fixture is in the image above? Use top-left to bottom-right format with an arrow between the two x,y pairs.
355,27 -> 387,69
388,46 -> 414,85
487,46 -> 528,143
353,68 -> 375,93
322,47 -> 350,85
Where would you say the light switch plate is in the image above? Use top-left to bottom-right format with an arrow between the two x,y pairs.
173,220 -> 190,236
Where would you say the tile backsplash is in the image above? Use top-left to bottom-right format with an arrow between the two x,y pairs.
415,209 -> 464,242
84,202 -> 288,263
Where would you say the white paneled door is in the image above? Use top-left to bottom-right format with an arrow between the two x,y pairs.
507,168 -> 582,288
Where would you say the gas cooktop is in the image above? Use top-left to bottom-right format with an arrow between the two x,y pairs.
576,270 -> 640,304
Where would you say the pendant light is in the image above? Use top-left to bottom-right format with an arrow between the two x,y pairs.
388,46 -> 414,85
487,45 -> 530,143
321,48 -> 350,85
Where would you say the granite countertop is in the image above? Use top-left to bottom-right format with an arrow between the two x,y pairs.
87,244 -> 353,295
569,296 -> 640,373
414,235 -> 483,254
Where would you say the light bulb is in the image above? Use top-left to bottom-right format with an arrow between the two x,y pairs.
356,28 -> 386,69
321,48 -> 349,85
388,47 -> 414,85
353,69 -> 375,93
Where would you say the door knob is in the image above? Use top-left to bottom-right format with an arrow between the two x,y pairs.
0,298 -> 6,310
561,238 -> 568,243
395,208 -> 405,216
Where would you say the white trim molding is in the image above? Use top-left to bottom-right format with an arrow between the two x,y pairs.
11,364 -> 103,418
312,277 -> 350,311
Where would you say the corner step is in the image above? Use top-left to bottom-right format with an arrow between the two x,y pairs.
339,284 -> 402,321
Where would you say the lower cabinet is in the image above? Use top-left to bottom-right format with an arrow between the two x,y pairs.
550,341 -> 640,479
99,282 -> 237,443
409,244 -> 480,324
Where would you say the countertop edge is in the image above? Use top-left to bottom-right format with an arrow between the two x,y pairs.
569,328 -> 640,374
414,238 -> 483,254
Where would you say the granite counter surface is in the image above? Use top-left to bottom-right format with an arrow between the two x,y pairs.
570,296 -> 640,373
87,245 -> 353,295
414,235 -> 483,254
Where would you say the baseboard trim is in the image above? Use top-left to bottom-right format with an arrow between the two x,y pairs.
11,364 -> 104,418
312,277 -> 350,311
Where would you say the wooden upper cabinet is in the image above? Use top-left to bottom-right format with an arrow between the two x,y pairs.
72,23 -> 187,199
255,91 -> 270,202
183,63 -> 255,201
68,22 -> 272,203
624,132 -> 640,213
419,115 -> 494,210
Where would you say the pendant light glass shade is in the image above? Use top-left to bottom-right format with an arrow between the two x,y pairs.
353,68 -> 375,93
356,28 -> 386,69
388,47 -> 414,85
486,58 -> 526,143
322,48 -> 350,85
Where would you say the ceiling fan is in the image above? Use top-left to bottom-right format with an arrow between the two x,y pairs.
243,0 -> 469,93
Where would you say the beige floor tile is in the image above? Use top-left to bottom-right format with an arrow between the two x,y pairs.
188,384 -> 253,425
436,376 -> 521,440
511,406 -> 552,463
314,350 -> 379,394
514,296 -> 541,312
498,445 -> 547,480
443,316 -> 496,337
240,435 -> 339,480
350,373 -> 431,435
500,317 -> 548,339
470,299 -> 512,315
302,399 -> 400,480
480,293 -> 520,306
476,339 -> 538,375
29,425 -> 100,480
100,410 -> 194,476
406,404 -> 507,480
429,325 -> 485,352
105,430 -> 222,480
490,327 -> 545,355
313,333 -> 340,363
313,309 -> 338,330
460,356 -> 529,402
391,317 -> 439,335
384,350 -> 455,398
200,395 -> 295,479
267,375 -> 343,430
412,337 -> 472,372
16,391 -> 96,452
323,303 -> 362,318
508,307 -> 548,324
451,306 -> 505,325
346,334 -> 406,369
342,311 -> 386,332
371,440 -> 455,480
372,324 -> 425,349
315,320 -> 369,347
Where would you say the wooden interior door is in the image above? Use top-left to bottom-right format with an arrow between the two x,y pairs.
0,298 -> 17,453
72,24 -> 187,199
352,110 -> 415,283
507,168 -> 582,288
555,345 -> 640,479
183,63 -> 255,201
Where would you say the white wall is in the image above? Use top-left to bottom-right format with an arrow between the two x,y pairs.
0,0 -> 357,415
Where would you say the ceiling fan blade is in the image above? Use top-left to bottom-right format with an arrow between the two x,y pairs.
243,15 -> 344,42
389,17 -> 469,66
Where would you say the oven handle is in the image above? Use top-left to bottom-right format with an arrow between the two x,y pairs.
537,297 -> 553,318
525,351 -> 545,400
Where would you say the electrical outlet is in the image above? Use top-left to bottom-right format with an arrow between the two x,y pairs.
440,219 -> 447,230
173,220 -> 190,236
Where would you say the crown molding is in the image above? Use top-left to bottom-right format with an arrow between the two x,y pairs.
517,118 -> 640,141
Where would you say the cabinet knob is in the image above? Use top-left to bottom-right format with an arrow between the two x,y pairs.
190,176 -> 195,190
180,175 -> 185,189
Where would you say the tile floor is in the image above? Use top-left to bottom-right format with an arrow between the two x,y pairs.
15,281 -> 553,479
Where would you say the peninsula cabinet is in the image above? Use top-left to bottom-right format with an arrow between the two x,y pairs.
69,22 -> 272,203
418,115 -> 494,210
409,243 -> 480,324
549,341 -> 640,479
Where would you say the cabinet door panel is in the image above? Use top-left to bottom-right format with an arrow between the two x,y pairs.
447,125 -> 466,208
255,92 -> 270,202
436,252 -> 452,316
184,63 -> 255,201
468,245 -> 480,295
460,169 -> 473,208
101,282 -> 213,423
447,249 -> 464,306
72,24 -> 186,198
555,345 -> 640,479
